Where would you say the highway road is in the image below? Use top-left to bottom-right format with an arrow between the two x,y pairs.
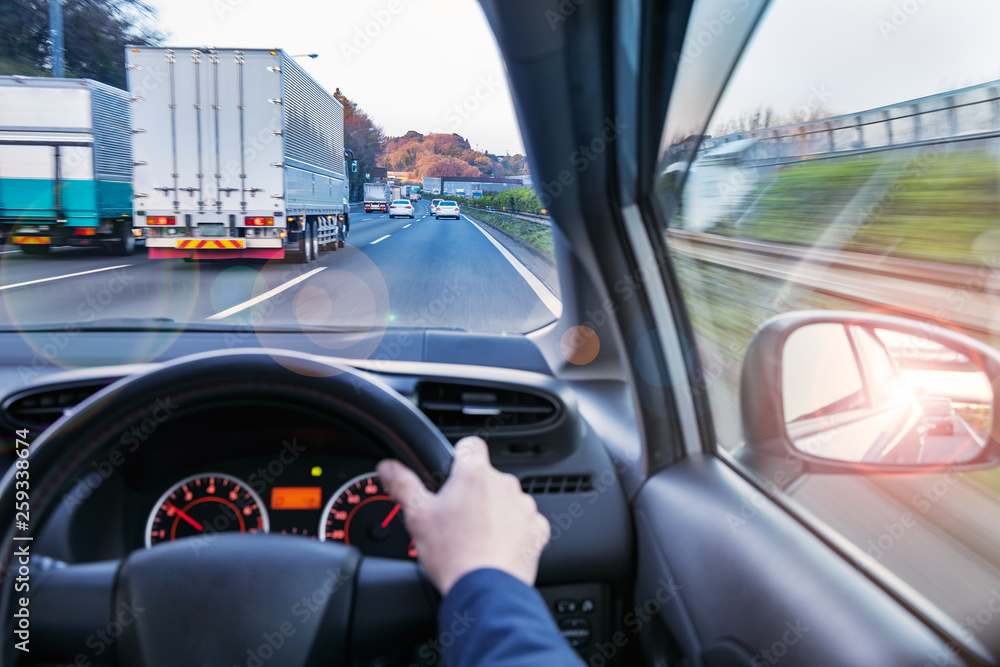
0,200 -> 560,335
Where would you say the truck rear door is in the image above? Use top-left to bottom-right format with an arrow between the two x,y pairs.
128,48 -> 179,218
224,50 -> 284,220
129,48 -> 284,227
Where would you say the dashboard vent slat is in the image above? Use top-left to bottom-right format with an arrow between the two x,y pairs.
3,381 -> 114,430
416,382 -> 559,432
521,475 -> 594,495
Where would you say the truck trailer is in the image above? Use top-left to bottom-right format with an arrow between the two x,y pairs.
127,47 -> 349,262
364,183 -> 390,213
0,76 -> 136,255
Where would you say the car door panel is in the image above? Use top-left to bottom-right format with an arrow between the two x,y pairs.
632,456 -> 964,666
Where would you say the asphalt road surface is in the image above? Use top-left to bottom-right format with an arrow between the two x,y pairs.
0,200 -> 559,335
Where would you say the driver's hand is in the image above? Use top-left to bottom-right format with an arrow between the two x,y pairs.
377,436 -> 550,596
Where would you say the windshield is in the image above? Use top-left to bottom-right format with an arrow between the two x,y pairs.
0,0 -> 559,345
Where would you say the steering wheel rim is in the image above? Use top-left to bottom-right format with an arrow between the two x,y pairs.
0,349 -> 454,665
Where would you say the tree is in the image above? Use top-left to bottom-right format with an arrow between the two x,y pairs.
0,0 -> 164,88
334,88 -> 386,201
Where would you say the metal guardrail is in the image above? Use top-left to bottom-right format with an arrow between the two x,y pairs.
667,229 -> 1000,337
463,206 -> 552,226
700,79 -> 1000,164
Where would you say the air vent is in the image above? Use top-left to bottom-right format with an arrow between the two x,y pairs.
521,475 -> 593,495
416,382 -> 559,432
3,381 -> 114,430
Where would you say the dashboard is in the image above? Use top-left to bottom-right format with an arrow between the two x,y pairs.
0,329 -> 637,663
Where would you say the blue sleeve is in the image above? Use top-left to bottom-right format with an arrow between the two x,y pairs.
434,568 -> 583,667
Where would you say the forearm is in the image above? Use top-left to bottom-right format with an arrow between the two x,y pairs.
433,568 -> 583,667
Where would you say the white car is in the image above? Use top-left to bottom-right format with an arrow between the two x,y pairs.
431,198 -> 443,215
388,199 -> 414,219
435,201 -> 460,220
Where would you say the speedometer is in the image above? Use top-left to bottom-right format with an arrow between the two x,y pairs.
319,472 -> 416,559
145,472 -> 268,547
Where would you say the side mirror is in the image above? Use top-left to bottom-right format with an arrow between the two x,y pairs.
351,160 -> 358,173
738,311 -> 1000,480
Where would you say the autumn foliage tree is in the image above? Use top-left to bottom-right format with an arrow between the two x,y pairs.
383,131 -> 529,180
0,0 -> 163,88
333,88 -> 386,201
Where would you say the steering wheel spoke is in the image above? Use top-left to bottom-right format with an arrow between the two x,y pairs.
31,536 -> 439,665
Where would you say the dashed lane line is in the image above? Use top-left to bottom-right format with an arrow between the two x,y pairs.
0,264 -> 132,293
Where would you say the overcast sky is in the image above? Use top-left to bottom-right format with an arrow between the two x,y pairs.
148,1 -> 1000,156
149,0 -> 525,155
713,0 -> 1000,128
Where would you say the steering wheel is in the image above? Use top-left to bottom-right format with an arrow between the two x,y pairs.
0,350 -> 455,666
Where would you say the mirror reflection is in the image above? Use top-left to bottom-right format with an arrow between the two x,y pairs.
782,324 -> 993,466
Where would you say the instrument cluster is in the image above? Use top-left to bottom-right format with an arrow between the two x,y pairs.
140,455 -> 415,559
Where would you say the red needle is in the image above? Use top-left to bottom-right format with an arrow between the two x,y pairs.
381,503 -> 401,528
165,503 -> 204,531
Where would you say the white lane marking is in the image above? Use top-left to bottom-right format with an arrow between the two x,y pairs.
403,224 -> 411,228
463,216 -> 562,317
0,250 -> 19,255
207,267 -> 326,320
0,264 -> 132,293
369,235 -> 390,245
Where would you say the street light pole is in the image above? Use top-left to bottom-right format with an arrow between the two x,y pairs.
49,0 -> 65,78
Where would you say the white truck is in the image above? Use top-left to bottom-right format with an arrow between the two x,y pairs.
127,46 -> 351,262
364,183 -> 390,213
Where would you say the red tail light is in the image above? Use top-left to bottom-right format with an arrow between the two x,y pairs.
246,216 -> 274,226
149,216 -> 175,226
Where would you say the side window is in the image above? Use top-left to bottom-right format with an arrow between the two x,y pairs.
657,0 -> 1000,642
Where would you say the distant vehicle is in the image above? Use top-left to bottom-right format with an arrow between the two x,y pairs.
389,200 -> 414,219
364,183 -> 391,213
431,199 -> 443,215
409,192 -> 419,203
456,189 -> 466,196
436,201 -> 460,220
0,76 -> 137,256
129,47 -> 348,262
433,189 -> 441,195
920,397 -> 956,435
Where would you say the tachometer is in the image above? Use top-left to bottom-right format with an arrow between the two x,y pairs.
145,473 -> 268,547
319,472 -> 416,559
